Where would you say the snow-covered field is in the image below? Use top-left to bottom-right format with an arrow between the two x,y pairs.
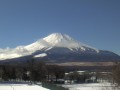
62,83 -> 119,90
0,84 -> 50,90
0,83 -> 119,90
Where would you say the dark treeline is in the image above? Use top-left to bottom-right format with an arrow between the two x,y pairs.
0,58 -> 120,86
0,59 -> 65,83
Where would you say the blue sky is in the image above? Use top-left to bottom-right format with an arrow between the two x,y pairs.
0,0 -> 120,55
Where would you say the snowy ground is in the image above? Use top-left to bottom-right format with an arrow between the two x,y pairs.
62,83 -> 119,90
0,84 -> 50,90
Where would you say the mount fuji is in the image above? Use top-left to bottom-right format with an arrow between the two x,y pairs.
0,33 -> 120,63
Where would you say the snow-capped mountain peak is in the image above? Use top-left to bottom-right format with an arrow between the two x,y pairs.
43,33 -> 80,47
42,33 -> 99,52
43,33 -> 74,42
0,33 -> 100,60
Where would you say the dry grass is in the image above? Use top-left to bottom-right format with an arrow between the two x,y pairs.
47,62 -> 115,67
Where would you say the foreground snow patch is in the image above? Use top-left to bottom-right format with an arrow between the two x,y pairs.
0,84 -> 50,90
62,83 -> 119,90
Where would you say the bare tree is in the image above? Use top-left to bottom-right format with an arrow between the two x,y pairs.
112,63 -> 120,86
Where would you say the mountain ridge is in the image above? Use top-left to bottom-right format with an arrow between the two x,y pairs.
0,33 -> 119,62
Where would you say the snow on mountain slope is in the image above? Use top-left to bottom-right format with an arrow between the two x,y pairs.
43,33 -> 99,52
25,33 -> 99,52
25,39 -> 50,52
34,53 -> 47,58
0,33 -> 99,60
43,33 -> 83,49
